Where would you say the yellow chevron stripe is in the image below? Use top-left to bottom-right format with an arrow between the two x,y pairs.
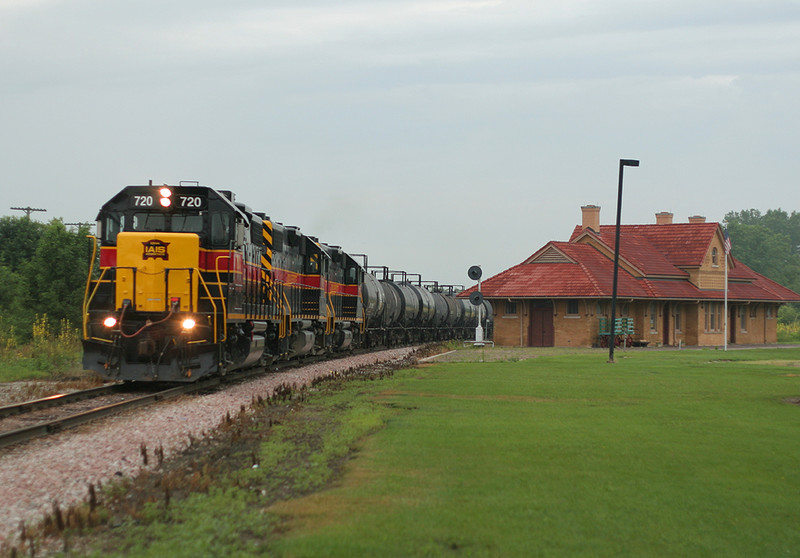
262,220 -> 273,246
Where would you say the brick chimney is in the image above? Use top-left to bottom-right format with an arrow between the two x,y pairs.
688,215 -> 706,223
581,205 -> 601,232
655,211 -> 674,225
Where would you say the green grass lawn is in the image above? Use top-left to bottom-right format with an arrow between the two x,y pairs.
268,349 -> 800,557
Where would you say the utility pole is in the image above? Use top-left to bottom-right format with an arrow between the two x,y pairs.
11,206 -> 47,219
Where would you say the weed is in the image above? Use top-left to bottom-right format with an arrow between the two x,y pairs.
777,321 -> 800,342
0,314 -> 84,382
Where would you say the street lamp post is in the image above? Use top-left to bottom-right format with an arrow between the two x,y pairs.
608,158 -> 640,363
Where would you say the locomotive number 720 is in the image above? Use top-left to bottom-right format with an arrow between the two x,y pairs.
178,196 -> 203,207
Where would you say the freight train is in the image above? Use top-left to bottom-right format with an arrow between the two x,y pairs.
82,183 -> 493,382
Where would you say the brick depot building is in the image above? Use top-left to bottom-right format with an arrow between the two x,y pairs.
472,205 -> 800,348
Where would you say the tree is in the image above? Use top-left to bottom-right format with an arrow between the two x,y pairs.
0,217 -> 92,341
26,220 -> 92,329
0,216 -> 46,272
725,209 -> 800,320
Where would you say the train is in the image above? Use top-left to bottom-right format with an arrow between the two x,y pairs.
82,182 -> 493,382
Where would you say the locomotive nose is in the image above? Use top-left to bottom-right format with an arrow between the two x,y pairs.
115,232 -> 200,312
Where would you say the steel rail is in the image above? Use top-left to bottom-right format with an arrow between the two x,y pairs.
0,384 -> 125,420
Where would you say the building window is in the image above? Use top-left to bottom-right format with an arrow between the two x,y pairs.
705,302 -> 723,332
766,305 -> 775,319
505,301 -> 517,315
711,247 -> 719,266
595,301 -> 606,316
674,304 -> 682,332
739,306 -> 748,333
649,302 -> 657,332
566,299 -> 580,316
750,305 -> 757,318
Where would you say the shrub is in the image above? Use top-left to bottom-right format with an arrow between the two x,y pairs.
30,314 -> 82,374
777,321 -> 800,343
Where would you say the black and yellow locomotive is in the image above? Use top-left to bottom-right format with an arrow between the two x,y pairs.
82,183 -> 492,382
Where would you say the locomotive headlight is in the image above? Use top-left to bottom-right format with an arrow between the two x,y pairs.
181,318 -> 196,331
159,187 -> 172,207
103,316 -> 117,328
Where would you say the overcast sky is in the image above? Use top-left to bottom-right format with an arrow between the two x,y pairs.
3,0 -> 799,285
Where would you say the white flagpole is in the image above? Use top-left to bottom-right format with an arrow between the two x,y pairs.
723,223 -> 729,351
724,249 -> 728,351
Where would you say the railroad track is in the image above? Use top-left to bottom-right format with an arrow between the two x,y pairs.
0,347 -> 412,450
0,382 -> 214,450
0,365 -> 280,449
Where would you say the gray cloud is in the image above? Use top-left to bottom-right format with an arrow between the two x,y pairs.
2,0 -> 799,284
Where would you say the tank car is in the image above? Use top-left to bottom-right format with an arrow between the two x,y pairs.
82,182 -> 492,382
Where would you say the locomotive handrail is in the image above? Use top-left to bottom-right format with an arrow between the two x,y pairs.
280,291 -> 292,339
82,235 -> 99,339
83,267 -> 113,341
194,269 -> 220,344
83,264 -> 222,344
214,254 -> 230,342
325,293 -> 335,335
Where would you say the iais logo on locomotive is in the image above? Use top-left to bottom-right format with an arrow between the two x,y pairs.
142,239 -> 170,261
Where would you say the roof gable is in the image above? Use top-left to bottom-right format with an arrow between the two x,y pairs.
524,244 -> 575,264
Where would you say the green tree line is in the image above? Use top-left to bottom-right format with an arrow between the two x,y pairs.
0,216 -> 92,342
724,208 -> 800,324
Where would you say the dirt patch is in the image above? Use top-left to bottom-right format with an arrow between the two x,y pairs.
748,360 -> 800,368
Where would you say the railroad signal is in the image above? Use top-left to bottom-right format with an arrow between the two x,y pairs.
468,265 -> 485,345
469,291 -> 484,306
468,265 -> 482,281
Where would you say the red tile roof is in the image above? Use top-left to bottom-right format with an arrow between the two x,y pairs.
570,222 -> 721,270
465,222 -> 800,303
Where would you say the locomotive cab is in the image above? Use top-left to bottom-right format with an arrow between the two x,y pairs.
83,184 -> 253,381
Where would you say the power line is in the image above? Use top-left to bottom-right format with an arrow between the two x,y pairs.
10,206 -> 47,218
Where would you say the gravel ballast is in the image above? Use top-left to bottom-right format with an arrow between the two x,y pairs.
0,347 -> 417,545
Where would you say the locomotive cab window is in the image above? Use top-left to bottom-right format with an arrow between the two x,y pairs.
102,214 -> 124,243
210,212 -> 232,247
132,213 -> 166,231
171,214 -> 204,233
306,253 -> 320,275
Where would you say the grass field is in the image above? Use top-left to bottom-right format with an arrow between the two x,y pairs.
75,347 -> 800,558
268,348 -> 800,557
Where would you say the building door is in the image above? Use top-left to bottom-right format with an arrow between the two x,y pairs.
662,303 -> 670,346
729,305 -> 736,344
529,302 -> 554,347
